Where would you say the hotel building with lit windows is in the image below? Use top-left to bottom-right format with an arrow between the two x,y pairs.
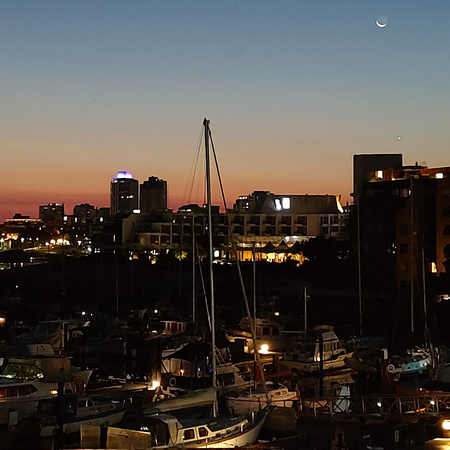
122,191 -> 348,263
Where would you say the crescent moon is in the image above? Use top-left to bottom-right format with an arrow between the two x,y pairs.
376,20 -> 387,28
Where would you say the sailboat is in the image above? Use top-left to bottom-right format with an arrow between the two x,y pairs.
80,119 -> 268,449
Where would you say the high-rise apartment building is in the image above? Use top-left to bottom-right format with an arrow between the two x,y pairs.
73,203 -> 97,224
39,203 -> 65,227
353,154 -> 450,334
140,176 -> 168,213
353,154 -> 403,201
110,171 -> 139,215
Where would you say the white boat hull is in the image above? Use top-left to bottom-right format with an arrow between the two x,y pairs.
194,415 -> 266,448
227,396 -> 293,415
282,352 -> 353,373
387,354 -> 432,377
100,410 -> 268,449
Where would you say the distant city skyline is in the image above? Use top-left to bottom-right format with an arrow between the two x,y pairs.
2,1 -> 450,222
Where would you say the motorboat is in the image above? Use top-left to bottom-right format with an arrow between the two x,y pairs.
159,340 -> 252,393
0,378 -> 60,426
14,319 -> 86,352
226,382 -> 298,415
0,346 -> 91,426
387,347 -> 432,377
282,325 -> 353,374
345,345 -> 432,378
226,317 -> 286,354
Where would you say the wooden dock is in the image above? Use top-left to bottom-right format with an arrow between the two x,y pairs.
306,392 -> 450,418
262,392 -> 450,449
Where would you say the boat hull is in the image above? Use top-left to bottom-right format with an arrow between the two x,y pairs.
96,410 -> 268,449
40,409 -> 125,437
282,353 -> 352,373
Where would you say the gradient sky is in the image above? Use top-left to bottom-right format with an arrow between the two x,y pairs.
2,1 -> 450,222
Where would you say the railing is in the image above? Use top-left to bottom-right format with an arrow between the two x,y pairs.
302,393 -> 450,418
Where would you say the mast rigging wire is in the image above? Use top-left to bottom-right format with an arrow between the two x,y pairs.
207,126 -> 269,400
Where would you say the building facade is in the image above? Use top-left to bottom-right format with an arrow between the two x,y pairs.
73,203 -> 97,225
354,155 -> 450,332
121,191 -> 348,263
39,203 -> 65,227
110,171 -> 139,215
140,176 -> 168,213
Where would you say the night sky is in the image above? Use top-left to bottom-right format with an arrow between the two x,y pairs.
2,1 -> 450,222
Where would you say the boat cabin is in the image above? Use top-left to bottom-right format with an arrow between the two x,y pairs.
108,413 -> 249,448
161,320 -> 187,335
289,325 -> 347,363
227,317 -> 286,353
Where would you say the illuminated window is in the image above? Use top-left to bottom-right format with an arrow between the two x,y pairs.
436,173 -> 444,179
376,170 -> 383,179
274,199 -> 282,211
282,197 -> 291,209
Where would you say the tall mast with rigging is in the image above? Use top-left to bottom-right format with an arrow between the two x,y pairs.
204,118 -> 218,418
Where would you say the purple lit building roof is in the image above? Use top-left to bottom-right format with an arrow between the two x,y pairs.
113,171 -> 134,180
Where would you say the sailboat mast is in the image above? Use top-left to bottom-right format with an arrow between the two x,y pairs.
204,118 -> 218,418
192,212 -> 196,325
410,176 -> 414,334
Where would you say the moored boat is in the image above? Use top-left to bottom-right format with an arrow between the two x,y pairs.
226,317 -> 286,354
143,386 -> 216,414
226,382 -> 298,415
345,345 -> 432,378
387,347 -> 432,377
0,346 -> 91,426
282,325 -> 353,374
33,394 -> 125,437
82,408 -> 268,449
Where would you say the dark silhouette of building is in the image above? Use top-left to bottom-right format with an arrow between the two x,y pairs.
353,154 -> 403,201
353,154 -> 450,337
73,203 -> 97,224
140,176 -> 167,213
39,203 -> 65,227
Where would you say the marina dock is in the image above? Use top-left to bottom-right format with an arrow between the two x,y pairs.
262,391 -> 450,449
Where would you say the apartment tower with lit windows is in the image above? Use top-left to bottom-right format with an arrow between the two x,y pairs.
110,171 -> 139,215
